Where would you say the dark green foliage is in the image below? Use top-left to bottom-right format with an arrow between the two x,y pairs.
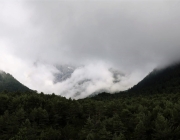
0,71 -> 31,92
130,62 -> 180,94
0,91 -> 180,139
1,62 -> 180,139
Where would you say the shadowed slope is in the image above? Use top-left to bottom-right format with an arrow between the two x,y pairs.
0,71 -> 31,92
130,63 -> 180,94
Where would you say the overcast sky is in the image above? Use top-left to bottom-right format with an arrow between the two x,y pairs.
0,0 -> 180,98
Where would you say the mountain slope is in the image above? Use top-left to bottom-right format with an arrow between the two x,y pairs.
0,71 -> 31,92
130,63 -> 180,94
93,62 -> 180,99
53,65 -> 76,83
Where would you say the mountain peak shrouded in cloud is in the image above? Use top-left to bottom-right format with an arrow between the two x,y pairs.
53,65 -> 76,83
51,63 -> 129,99
1,0 -> 180,98
130,62 -> 180,95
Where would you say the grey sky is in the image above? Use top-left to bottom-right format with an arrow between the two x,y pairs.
0,0 -> 180,98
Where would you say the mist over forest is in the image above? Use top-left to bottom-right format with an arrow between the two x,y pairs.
1,0 -> 180,139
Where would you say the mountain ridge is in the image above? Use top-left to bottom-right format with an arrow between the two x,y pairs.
1,62 -> 180,96
0,70 -> 32,93
129,62 -> 180,94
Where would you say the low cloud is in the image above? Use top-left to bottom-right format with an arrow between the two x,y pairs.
1,0 -> 180,98
52,62 -> 131,99
0,52 -> 136,99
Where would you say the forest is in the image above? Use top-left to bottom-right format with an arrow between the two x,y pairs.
1,0 -> 180,139
1,63 -> 180,139
0,90 -> 180,140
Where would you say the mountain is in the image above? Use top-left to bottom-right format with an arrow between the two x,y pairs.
91,62 -> 180,100
130,62 -> 180,94
0,71 -> 31,92
54,64 -> 124,84
53,65 -> 76,83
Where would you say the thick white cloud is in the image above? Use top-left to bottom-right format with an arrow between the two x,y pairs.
51,62 -> 131,99
0,0 -> 180,98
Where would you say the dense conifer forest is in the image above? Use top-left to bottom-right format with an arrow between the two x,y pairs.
0,91 -> 180,140
1,63 -> 180,139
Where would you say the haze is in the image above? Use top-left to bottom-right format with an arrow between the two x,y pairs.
0,0 -> 180,99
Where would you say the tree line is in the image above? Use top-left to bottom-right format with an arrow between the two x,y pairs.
0,91 -> 180,140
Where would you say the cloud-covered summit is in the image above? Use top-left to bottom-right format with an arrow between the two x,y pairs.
51,63 -> 130,99
0,0 -> 180,98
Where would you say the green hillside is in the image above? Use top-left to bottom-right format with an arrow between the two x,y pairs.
1,63 -> 180,139
0,71 -> 31,92
130,63 -> 180,94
